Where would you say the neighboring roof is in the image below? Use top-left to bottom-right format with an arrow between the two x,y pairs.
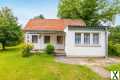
24,19 -> 86,31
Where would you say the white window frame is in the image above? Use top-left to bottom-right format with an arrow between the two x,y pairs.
93,33 -> 99,45
75,32 -> 101,47
84,33 -> 90,45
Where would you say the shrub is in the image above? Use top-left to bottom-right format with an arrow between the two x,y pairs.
108,41 -> 120,56
108,27 -> 120,56
45,44 -> 55,55
114,44 -> 120,56
22,43 -> 33,57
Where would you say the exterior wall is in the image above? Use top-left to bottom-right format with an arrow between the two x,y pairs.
24,27 -> 108,57
25,32 -> 65,50
64,27 -> 107,57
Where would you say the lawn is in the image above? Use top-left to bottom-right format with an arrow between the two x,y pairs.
0,45 -> 106,80
106,64 -> 120,71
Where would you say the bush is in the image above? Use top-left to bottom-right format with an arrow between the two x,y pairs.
108,27 -> 120,56
22,43 -> 33,57
45,44 -> 55,55
108,41 -> 120,56
114,44 -> 120,55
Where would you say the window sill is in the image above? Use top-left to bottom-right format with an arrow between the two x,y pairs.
75,44 -> 101,47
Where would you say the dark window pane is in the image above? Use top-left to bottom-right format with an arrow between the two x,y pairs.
84,33 -> 90,44
32,35 -> 38,43
44,36 -> 50,43
75,33 -> 81,44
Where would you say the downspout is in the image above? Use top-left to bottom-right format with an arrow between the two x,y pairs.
105,27 -> 108,58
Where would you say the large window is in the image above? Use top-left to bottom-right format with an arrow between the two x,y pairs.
32,35 -> 38,43
84,33 -> 90,44
57,36 -> 63,44
75,33 -> 100,46
93,33 -> 99,44
44,36 -> 50,44
75,33 -> 81,44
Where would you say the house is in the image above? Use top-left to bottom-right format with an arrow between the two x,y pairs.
24,19 -> 108,57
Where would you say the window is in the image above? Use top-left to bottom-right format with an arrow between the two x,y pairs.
84,33 -> 90,44
75,33 -> 81,44
32,35 -> 38,43
93,33 -> 99,44
27,35 -> 29,42
44,36 -> 50,43
57,36 -> 63,44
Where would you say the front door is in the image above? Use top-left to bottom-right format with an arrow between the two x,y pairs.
56,35 -> 64,49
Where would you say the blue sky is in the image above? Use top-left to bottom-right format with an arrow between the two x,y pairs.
0,0 -> 120,26
0,0 -> 59,26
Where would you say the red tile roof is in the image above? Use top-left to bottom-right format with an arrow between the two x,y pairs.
24,19 -> 86,31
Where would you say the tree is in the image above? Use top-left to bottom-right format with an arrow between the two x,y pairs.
109,26 -> 120,44
0,7 -> 23,50
58,0 -> 120,26
34,14 -> 45,19
108,26 -> 120,56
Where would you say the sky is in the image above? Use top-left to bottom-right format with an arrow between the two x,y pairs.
0,0 -> 59,26
0,0 -> 120,26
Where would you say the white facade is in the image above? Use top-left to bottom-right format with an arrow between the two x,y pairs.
64,27 -> 107,57
25,26 -> 108,57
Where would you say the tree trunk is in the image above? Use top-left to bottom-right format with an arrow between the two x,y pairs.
2,42 -> 5,50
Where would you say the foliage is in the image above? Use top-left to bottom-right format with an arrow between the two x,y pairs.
109,26 -> 120,44
106,64 -> 120,71
0,45 -> 105,80
108,41 -> 120,56
108,26 -> 120,56
58,0 -> 120,26
34,14 -> 45,19
0,7 -> 23,50
22,43 -> 33,57
45,44 -> 55,55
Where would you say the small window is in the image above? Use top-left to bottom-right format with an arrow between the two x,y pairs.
93,33 -> 99,44
27,35 -> 29,42
32,35 -> 38,43
57,36 -> 63,44
84,33 -> 90,44
44,36 -> 50,44
75,33 -> 81,44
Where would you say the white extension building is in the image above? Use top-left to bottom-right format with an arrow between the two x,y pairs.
24,19 -> 108,57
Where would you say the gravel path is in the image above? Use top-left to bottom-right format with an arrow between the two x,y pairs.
55,56 -> 120,78
89,65 -> 110,78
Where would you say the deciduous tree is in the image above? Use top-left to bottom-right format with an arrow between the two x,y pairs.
0,7 -> 22,50
58,0 -> 120,26
34,14 -> 45,19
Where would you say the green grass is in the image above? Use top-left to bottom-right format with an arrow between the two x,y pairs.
0,45 -> 106,80
106,64 -> 120,71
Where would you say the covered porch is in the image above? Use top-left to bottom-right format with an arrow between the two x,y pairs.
25,31 -> 66,55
